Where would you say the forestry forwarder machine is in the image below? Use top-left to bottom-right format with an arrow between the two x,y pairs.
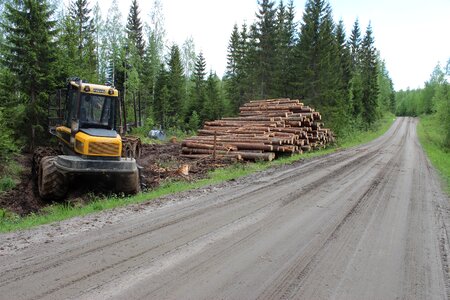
33,78 -> 141,201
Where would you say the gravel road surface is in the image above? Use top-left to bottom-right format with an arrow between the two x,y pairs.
0,117 -> 449,300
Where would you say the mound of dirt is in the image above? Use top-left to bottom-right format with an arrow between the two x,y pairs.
0,142 -> 237,216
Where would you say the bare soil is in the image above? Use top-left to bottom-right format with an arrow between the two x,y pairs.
0,117 -> 449,299
0,141 -> 235,216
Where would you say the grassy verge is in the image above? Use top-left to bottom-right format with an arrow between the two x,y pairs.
338,113 -> 396,148
417,114 -> 450,193
0,115 -> 396,233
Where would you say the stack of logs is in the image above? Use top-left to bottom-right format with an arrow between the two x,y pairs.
181,98 -> 335,161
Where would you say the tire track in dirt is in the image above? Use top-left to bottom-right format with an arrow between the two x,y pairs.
0,118 -> 448,300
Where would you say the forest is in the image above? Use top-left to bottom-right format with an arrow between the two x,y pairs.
396,61 -> 450,148
0,0 -> 396,162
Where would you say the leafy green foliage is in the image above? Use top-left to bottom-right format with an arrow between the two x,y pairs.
418,114 -> 450,193
396,60 -> 449,151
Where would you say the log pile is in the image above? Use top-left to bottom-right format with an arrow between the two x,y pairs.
182,98 -> 335,161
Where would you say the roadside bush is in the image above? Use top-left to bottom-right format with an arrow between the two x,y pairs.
0,176 -> 16,192
434,82 -> 450,150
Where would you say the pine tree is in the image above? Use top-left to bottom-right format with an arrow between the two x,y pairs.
126,0 -> 145,59
360,23 -> 379,127
2,0 -> 57,148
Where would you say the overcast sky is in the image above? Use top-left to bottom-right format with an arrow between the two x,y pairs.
80,0 -> 449,91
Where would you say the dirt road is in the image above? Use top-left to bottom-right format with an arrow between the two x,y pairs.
0,117 -> 449,299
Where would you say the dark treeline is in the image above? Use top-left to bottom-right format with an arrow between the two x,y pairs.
396,61 -> 450,148
0,0 -> 395,156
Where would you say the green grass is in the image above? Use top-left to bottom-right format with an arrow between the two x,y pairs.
0,160 -> 23,192
0,115 -> 396,233
338,113 -> 396,148
417,114 -> 450,193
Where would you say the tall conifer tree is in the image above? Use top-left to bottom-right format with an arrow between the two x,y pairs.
295,0 -> 338,107
360,23 -> 379,126
69,0 -> 96,80
191,51 -> 207,120
255,0 -> 277,99
126,0 -> 145,59
2,0 -> 57,148
167,45 -> 185,126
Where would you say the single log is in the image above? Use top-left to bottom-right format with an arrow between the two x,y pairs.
236,151 -> 276,161
182,148 -> 233,155
229,143 -> 274,151
182,141 -> 237,151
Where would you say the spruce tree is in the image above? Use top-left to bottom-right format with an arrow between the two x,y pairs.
69,0 -> 96,80
255,0 -> 277,99
126,0 -> 145,59
360,23 -> 379,127
225,24 -> 241,112
349,19 -> 361,71
167,44 -> 185,127
332,19 -> 352,133
349,19 -> 363,119
294,0 -> 338,107
204,72 -> 223,121
275,0 -> 297,98
335,19 -> 352,101
191,52 -> 207,121
377,59 -> 395,114
2,0 -> 57,148
153,64 -> 169,128
244,23 -> 260,101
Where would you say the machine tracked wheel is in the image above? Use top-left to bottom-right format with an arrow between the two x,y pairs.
38,157 -> 68,201
115,170 -> 140,195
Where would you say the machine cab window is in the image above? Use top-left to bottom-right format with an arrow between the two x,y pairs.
79,94 -> 115,129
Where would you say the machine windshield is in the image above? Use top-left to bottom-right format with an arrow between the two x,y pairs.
79,93 -> 116,129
